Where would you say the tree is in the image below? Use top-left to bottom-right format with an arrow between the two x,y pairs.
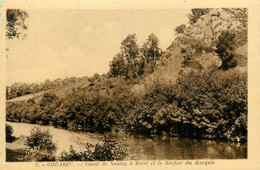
25,127 -> 56,153
188,8 -> 210,25
6,9 -> 29,59
6,124 -> 16,142
140,33 -> 162,74
60,136 -> 131,161
6,9 -> 29,39
40,93 -> 58,107
216,31 -> 237,70
120,34 -> 140,79
174,24 -> 186,34
109,54 -> 127,77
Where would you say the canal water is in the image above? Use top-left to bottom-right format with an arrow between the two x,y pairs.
7,122 -> 247,160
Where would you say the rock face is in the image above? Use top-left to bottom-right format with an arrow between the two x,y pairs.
132,46 -> 183,95
183,8 -> 246,49
132,8 -> 247,95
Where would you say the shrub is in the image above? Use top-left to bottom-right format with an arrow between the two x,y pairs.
126,68 -> 247,143
59,136 -> 131,161
25,127 -> 56,153
172,69 -> 247,142
216,31 -> 237,70
6,124 -> 16,142
27,98 -> 36,104
175,24 -> 186,34
39,155 -> 56,161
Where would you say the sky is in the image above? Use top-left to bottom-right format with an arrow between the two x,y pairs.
7,9 -> 191,85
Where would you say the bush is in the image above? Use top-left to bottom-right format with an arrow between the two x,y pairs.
39,155 -> 56,161
59,136 -> 131,161
216,31 -> 237,70
27,98 -> 35,104
25,127 -> 56,153
171,69 -> 247,142
6,124 -> 16,142
126,68 -> 247,142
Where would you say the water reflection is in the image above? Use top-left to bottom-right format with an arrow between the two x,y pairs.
7,122 -> 247,159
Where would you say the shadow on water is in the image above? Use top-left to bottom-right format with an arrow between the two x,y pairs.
6,122 -> 247,160
108,133 -> 247,160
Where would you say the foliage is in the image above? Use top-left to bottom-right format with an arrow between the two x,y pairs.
168,8 -> 248,71
25,127 -> 57,153
140,33 -> 162,75
6,124 -> 13,137
59,137 -> 130,161
6,9 -> 29,39
188,8 -> 210,25
27,98 -> 36,104
39,155 -> 56,161
6,124 -> 16,142
171,69 -> 247,142
120,34 -> 140,79
175,24 -> 186,34
216,31 -> 237,70
110,54 -> 127,77
6,148 -> 57,162
6,76 -> 89,100
126,68 -> 247,142
6,8 -> 247,143
40,93 -> 59,107
6,68 -> 247,143
110,33 -> 162,79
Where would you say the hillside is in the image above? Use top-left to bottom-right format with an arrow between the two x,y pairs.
7,9 -> 247,101
7,79 -> 90,104
6,8 -> 247,143
133,8 -> 247,95
7,90 -> 52,103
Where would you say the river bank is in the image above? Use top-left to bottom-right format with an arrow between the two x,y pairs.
6,121 -> 247,161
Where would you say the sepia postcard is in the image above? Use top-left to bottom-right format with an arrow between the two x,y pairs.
0,0 -> 260,169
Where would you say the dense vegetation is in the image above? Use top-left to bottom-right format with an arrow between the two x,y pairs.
6,124 -> 16,142
6,9 -> 29,39
25,127 -> 57,153
6,125 -> 130,161
6,8 -> 247,143
6,76 -> 89,100
59,137 -> 130,161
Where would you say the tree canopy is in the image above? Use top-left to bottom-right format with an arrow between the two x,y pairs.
6,9 -> 29,39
